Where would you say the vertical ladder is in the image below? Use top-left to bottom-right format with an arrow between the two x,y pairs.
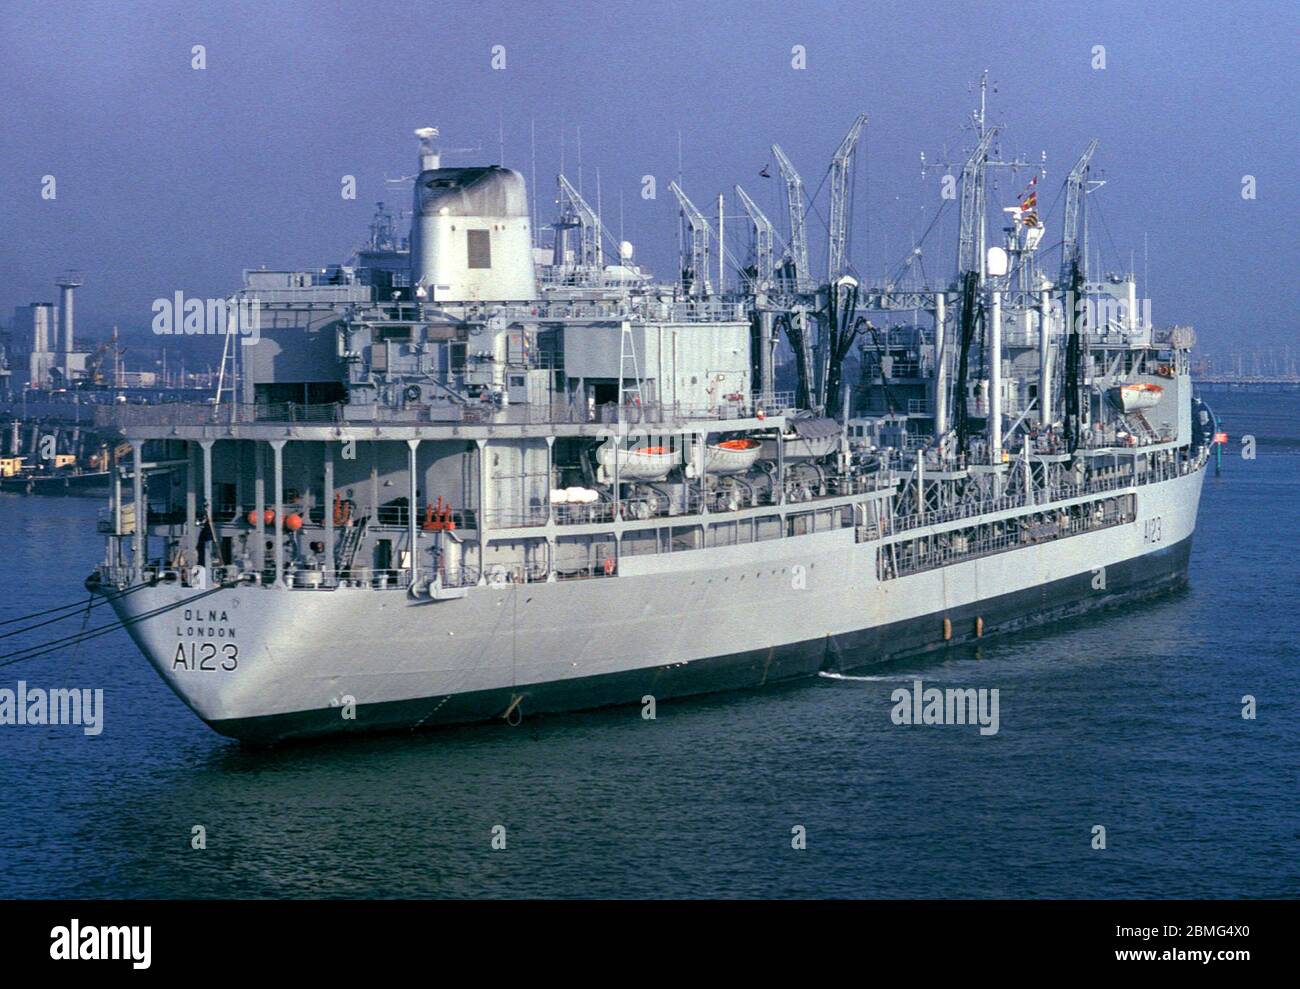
617,320 -> 643,414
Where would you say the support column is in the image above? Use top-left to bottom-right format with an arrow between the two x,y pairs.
131,440 -> 144,580
758,310 -> 774,400
370,442 -> 379,526
271,440 -> 285,587
324,442 -> 335,583
110,457 -> 122,568
916,455 -> 925,521
1038,288 -> 1052,427
234,440 -> 245,533
407,439 -> 419,584
775,425 -> 785,505
477,439 -> 490,584
933,292 -> 947,440
989,289 -> 1003,464
544,436 -> 555,525
254,442 -> 266,576
184,441 -> 197,564
697,431 -> 707,514
612,427 -> 621,521
201,441 -> 213,519
201,440 -> 214,565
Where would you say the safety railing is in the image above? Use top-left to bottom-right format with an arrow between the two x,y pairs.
884,502 -> 1138,580
97,394 -> 799,431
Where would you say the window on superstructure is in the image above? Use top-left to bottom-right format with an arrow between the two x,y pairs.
467,229 -> 492,269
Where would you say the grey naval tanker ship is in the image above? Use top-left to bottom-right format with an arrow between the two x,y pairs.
89,112 -> 1214,743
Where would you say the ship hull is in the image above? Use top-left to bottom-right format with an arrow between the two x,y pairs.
103,465 -> 1204,744
213,534 -> 1192,743
0,471 -> 111,497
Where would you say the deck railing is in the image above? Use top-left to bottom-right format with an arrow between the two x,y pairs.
96,393 -> 798,430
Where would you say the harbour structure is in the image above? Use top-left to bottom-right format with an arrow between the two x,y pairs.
87,105 -> 1212,742
7,271 -> 89,392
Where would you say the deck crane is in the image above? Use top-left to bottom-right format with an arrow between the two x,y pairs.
819,113 -> 869,414
668,182 -> 747,300
769,145 -> 818,407
668,181 -> 715,298
826,113 -> 867,282
1058,139 -> 1100,453
556,173 -> 609,274
950,127 -> 999,456
1059,139 -> 1099,287
734,184 -> 776,293
735,184 -> 781,399
770,144 -> 811,295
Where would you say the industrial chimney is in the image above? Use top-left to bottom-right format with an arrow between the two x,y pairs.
55,270 -> 83,377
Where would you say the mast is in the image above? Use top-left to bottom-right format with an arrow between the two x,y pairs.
977,72 -> 988,281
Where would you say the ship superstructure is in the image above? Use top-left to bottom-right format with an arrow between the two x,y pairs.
89,106 -> 1213,742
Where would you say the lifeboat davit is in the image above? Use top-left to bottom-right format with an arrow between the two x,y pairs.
759,414 -> 841,462
1109,382 -> 1163,413
705,437 -> 762,474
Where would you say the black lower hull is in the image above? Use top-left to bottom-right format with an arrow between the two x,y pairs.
214,536 -> 1193,744
0,472 -> 110,497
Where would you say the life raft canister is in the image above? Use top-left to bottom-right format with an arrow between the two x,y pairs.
333,493 -> 351,526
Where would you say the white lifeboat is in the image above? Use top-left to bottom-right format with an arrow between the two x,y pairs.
1109,382 -> 1163,413
596,443 -> 681,481
705,438 -> 762,474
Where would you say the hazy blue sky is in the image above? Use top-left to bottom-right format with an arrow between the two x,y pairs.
2,0 -> 1296,355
